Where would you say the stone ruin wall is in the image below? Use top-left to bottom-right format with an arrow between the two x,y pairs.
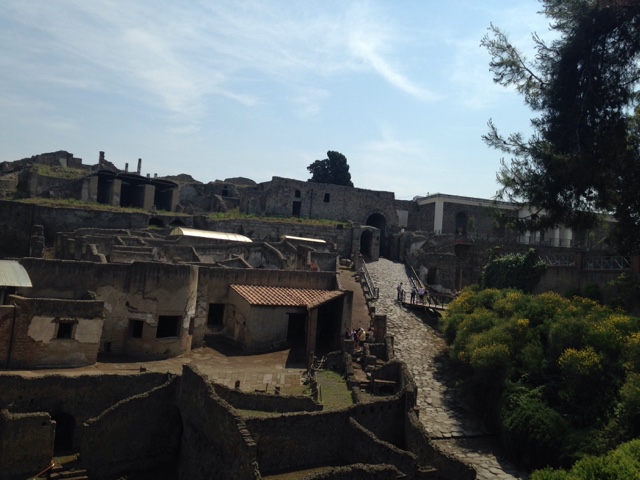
197,216 -> 354,256
81,377 -> 182,480
0,296 -> 104,368
0,200 -> 152,257
0,372 -> 171,451
0,363 -> 477,480
241,177 -> 399,231
212,381 -> 322,413
0,410 -> 55,480
18,259 -> 198,357
177,365 -> 260,480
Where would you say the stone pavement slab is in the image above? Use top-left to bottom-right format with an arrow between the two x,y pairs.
366,258 -> 529,480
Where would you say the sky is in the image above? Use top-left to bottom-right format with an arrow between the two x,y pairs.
0,1 -> 553,201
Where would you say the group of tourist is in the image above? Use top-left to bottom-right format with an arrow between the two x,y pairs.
397,282 -> 431,305
397,282 -> 463,306
345,327 -> 375,348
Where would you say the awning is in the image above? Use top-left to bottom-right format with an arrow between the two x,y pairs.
281,235 -> 326,244
0,260 -> 32,287
168,227 -> 252,243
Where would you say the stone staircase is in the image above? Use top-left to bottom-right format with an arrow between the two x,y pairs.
44,454 -> 88,480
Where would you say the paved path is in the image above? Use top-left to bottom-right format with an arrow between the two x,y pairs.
366,258 -> 529,480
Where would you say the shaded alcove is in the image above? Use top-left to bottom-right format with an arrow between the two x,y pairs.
366,213 -> 387,256
149,217 -> 165,228
52,412 -> 75,453
315,298 -> 343,355
360,230 -> 373,257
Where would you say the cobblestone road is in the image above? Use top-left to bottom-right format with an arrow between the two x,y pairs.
367,258 -> 529,480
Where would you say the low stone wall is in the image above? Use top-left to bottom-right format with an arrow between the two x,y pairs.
404,410 -> 476,480
303,464 -> 409,480
0,372 -> 171,450
244,392 -> 409,476
0,409 -> 54,480
212,382 -> 322,413
344,417 -> 417,477
245,410 -> 347,475
195,216 -> 354,256
81,377 -> 181,480
177,365 -> 260,480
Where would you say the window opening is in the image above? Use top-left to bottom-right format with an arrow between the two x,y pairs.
156,315 -> 181,338
294,189 -> 301,198
207,304 -> 225,326
129,319 -> 144,338
56,323 -> 73,339
323,193 -> 330,202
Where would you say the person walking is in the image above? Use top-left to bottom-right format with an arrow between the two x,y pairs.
397,282 -> 403,302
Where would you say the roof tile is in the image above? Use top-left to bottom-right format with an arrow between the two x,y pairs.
230,285 -> 343,308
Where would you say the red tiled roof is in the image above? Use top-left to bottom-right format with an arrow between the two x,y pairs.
229,285 -> 343,308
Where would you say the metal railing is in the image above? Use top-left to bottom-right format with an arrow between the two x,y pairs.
358,256 -> 379,299
31,461 -> 55,479
516,235 -> 575,247
539,253 -> 576,267
583,256 -> 631,271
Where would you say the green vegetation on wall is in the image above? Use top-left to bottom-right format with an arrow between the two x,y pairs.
481,248 -> 547,293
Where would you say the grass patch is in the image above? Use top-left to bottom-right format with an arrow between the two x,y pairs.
208,208 -> 343,227
33,164 -> 87,179
16,198 -> 150,213
315,370 -> 354,411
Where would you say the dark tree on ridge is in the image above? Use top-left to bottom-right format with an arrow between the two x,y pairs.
482,0 -> 640,253
307,151 -> 354,187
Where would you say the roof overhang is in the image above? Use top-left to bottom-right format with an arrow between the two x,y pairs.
0,260 -> 32,288
169,227 -> 252,243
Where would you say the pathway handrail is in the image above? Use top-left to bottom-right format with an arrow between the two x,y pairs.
31,461 -> 55,479
358,256 -> 379,299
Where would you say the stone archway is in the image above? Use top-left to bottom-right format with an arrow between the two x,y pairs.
366,213 -> 388,256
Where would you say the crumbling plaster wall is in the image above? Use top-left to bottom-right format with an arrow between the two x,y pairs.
18,259 -> 198,358
0,297 -> 103,368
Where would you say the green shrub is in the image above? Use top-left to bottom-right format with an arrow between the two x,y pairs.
532,439 -> 640,480
481,248 -> 547,292
440,287 -> 640,470
500,383 -> 568,469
